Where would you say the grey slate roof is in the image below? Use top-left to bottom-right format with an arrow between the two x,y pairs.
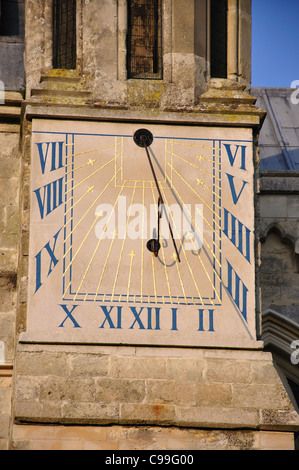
251,88 -> 299,170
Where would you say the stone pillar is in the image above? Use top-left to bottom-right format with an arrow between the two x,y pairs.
227,0 -> 239,81
227,0 -> 251,86
0,91 -> 22,450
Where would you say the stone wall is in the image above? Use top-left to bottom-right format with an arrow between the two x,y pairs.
261,230 -> 299,310
25,0 -> 252,105
13,346 -> 299,434
259,174 -> 299,313
0,92 -> 22,449
10,425 -> 295,451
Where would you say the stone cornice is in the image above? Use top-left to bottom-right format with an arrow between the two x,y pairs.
24,76 -> 266,129
262,309 -> 299,359
0,364 -> 13,377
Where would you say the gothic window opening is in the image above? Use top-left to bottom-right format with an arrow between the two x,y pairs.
53,0 -> 76,69
210,0 -> 227,78
0,0 -> 20,36
127,0 -> 162,79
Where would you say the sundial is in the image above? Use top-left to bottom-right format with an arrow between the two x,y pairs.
23,119 -> 257,348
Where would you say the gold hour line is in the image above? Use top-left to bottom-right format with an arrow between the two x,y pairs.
65,154 -> 118,195
161,242 -> 173,304
165,168 -> 221,249
166,146 -> 216,166
197,178 -> 221,195
157,185 -> 189,304
165,139 -> 169,186
185,216 -> 222,301
172,252 -> 188,305
169,150 -> 216,166
168,179 -> 221,266
151,182 -> 166,302
161,186 -> 220,304
150,184 -> 173,304
63,178 -> 125,298
167,140 -> 221,154
168,163 -> 221,228
127,250 -> 136,302
111,181 -> 138,302
169,139 -> 174,186
64,185 -> 94,217
73,236 -> 100,301
92,230 -> 116,302
178,208 -> 222,299
120,137 -> 124,182
160,186 -> 204,305
140,182 -> 145,303
65,143 -> 120,160
196,250 -> 220,303
167,150 -> 221,183
115,137 -> 123,182
62,213 -> 101,297
172,209 -> 220,304
93,182 -> 127,301
74,180 -> 126,302
168,161 -> 222,213
64,168 -> 121,245
65,158 -> 96,176
151,252 -> 158,304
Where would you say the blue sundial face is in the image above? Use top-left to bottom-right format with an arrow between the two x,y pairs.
24,119 -> 258,349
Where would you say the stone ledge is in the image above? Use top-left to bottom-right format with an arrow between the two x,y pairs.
10,424 -> 296,450
24,103 -> 264,128
260,172 -> 299,194
13,347 -> 299,431
0,364 -> 13,377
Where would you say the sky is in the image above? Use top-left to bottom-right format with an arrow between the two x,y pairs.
251,0 -> 299,87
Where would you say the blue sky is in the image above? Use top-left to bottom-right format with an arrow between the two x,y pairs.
252,0 -> 299,87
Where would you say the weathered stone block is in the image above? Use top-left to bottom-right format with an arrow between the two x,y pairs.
146,379 -> 197,406
177,405 -> 260,429
62,402 -> 119,425
120,403 -> 176,425
166,357 -> 204,381
14,399 -> 63,423
233,384 -> 293,410
70,354 -> 109,377
110,356 -> 166,379
0,414 -> 11,439
40,377 -> 96,403
16,351 -> 69,377
205,358 -> 252,383
15,376 -> 44,401
197,383 -> 233,407
96,378 -> 145,404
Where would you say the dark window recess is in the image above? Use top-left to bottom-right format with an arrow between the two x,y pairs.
53,0 -> 76,69
210,0 -> 227,78
127,0 -> 162,79
0,0 -> 20,36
